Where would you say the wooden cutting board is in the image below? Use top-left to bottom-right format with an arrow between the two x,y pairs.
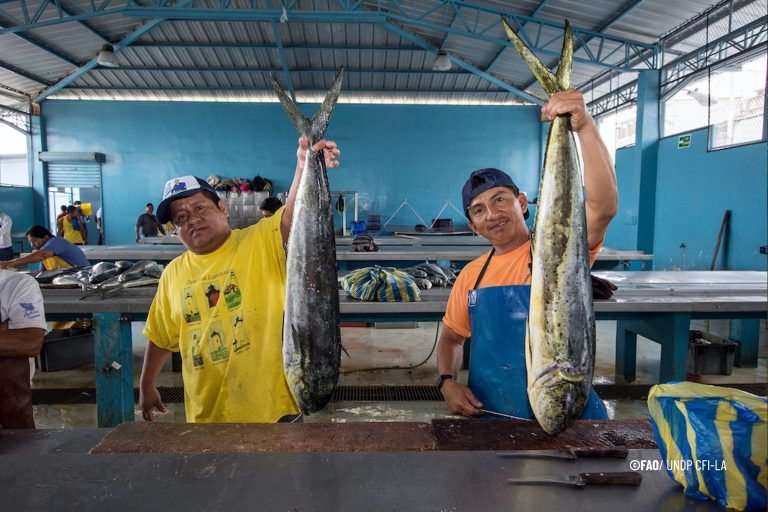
90,421 -> 436,453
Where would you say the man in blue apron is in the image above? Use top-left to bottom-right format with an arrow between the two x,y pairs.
436,89 -> 618,420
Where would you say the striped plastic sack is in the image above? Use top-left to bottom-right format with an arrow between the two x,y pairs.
340,267 -> 385,301
376,267 -> 421,303
648,382 -> 767,511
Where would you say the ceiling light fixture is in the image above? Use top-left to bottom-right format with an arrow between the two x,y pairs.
97,44 -> 120,68
432,50 -> 452,71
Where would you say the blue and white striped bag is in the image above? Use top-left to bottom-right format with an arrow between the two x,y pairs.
648,382 -> 767,511
340,266 -> 420,302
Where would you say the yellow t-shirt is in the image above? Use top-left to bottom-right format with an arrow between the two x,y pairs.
61,217 -> 84,245
443,238 -> 602,339
143,208 -> 299,422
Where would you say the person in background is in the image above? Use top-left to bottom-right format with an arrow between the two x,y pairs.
95,207 -> 103,245
0,211 -> 12,261
135,203 -> 166,243
58,206 -> 87,245
259,197 -> 284,218
73,201 -> 89,241
0,225 -> 90,271
55,205 -> 67,236
436,89 -> 618,420
0,269 -> 47,428
139,136 -> 340,424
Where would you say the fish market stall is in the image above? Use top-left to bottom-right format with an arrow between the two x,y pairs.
0,424 -> 724,511
39,271 -> 765,427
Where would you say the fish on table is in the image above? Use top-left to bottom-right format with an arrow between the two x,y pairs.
271,67 -> 344,414
503,18 -> 595,435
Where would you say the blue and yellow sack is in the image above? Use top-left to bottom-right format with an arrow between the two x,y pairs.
376,267 -> 420,302
648,382 -> 767,511
340,266 -> 420,302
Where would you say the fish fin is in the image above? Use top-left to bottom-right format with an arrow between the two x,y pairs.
524,320 -> 534,389
501,17 -> 559,97
554,20 -> 573,91
341,343 -> 351,359
310,66 -> 344,142
270,73 -> 312,137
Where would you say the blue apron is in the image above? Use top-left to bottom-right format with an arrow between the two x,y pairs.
466,249 -> 607,420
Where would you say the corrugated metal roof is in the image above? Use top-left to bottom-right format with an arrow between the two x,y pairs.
0,0 -> 763,110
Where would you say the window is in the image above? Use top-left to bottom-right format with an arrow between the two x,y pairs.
661,74 -> 709,137
708,51 -> 766,149
0,123 -> 30,186
596,104 -> 637,163
661,49 -> 767,147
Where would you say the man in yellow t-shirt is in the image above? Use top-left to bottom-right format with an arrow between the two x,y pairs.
59,206 -> 87,245
140,137 -> 341,423
436,89 -> 618,418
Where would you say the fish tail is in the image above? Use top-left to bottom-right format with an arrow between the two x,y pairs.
555,20 -> 573,91
311,66 -> 344,142
270,67 -> 344,144
270,73 -> 312,137
500,16 -> 559,97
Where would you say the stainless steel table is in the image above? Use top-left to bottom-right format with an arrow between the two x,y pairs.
0,441 -> 721,511
69,243 -> 653,269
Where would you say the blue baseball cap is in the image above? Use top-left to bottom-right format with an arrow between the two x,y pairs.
157,175 -> 218,224
462,168 -> 527,219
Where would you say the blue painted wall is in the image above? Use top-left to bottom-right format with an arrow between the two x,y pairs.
653,128 -> 766,270
0,185 -> 35,252
41,101 -> 542,245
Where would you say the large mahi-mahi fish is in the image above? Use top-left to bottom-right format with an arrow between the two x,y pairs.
502,19 -> 595,435
271,68 -> 344,414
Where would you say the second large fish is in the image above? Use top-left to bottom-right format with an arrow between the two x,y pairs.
503,19 -> 595,435
271,68 -> 344,414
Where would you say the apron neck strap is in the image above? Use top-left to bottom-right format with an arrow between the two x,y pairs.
472,248 -> 495,290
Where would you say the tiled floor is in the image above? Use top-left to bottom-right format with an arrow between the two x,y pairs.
31,319 -> 767,429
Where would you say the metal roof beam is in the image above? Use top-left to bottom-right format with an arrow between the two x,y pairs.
132,42 -> 423,51
271,20 -> 296,101
382,20 -> 543,105
0,59 -> 53,84
0,2 -> 658,73
33,0 -> 195,102
0,18 -> 80,66
485,0 -> 553,73
93,66 -> 509,74
520,0 -> 653,90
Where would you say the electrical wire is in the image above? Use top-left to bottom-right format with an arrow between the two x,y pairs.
340,322 -> 441,375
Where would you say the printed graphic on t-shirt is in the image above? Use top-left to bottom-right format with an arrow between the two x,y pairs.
231,314 -> 250,353
182,287 -> 201,324
19,303 -> 43,320
204,281 -> 221,309
223,271 -> 242,310
206,321 -> 229,363
190,329 -> 204,368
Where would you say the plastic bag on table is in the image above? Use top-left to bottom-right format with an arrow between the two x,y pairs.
647,382 -> 767,511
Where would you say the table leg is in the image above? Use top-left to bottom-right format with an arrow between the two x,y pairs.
615,322 -> 637,382
730,319 -> 761,368
615,314 -> 691,383
93,313 -> 135,427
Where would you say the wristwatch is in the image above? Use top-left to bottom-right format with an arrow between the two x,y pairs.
436,374 -> 454,391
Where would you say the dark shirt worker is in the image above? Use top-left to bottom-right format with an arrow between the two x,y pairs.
136,203 -> 166,242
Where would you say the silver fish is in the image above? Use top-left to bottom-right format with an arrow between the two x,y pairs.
503,18 -> 594,435
118,260 -> 157,283
91,261 -> 116,274
272,67 -> 343,414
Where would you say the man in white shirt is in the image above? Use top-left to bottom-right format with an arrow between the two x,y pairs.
0,211 -> 12,261
0,269 -> 48,428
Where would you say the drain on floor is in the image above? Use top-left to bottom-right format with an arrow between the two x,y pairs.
32,382 -> 767,405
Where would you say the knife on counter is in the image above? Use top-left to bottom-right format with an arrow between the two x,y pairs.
507,471 -> 642,488
497,447 -> 629,460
